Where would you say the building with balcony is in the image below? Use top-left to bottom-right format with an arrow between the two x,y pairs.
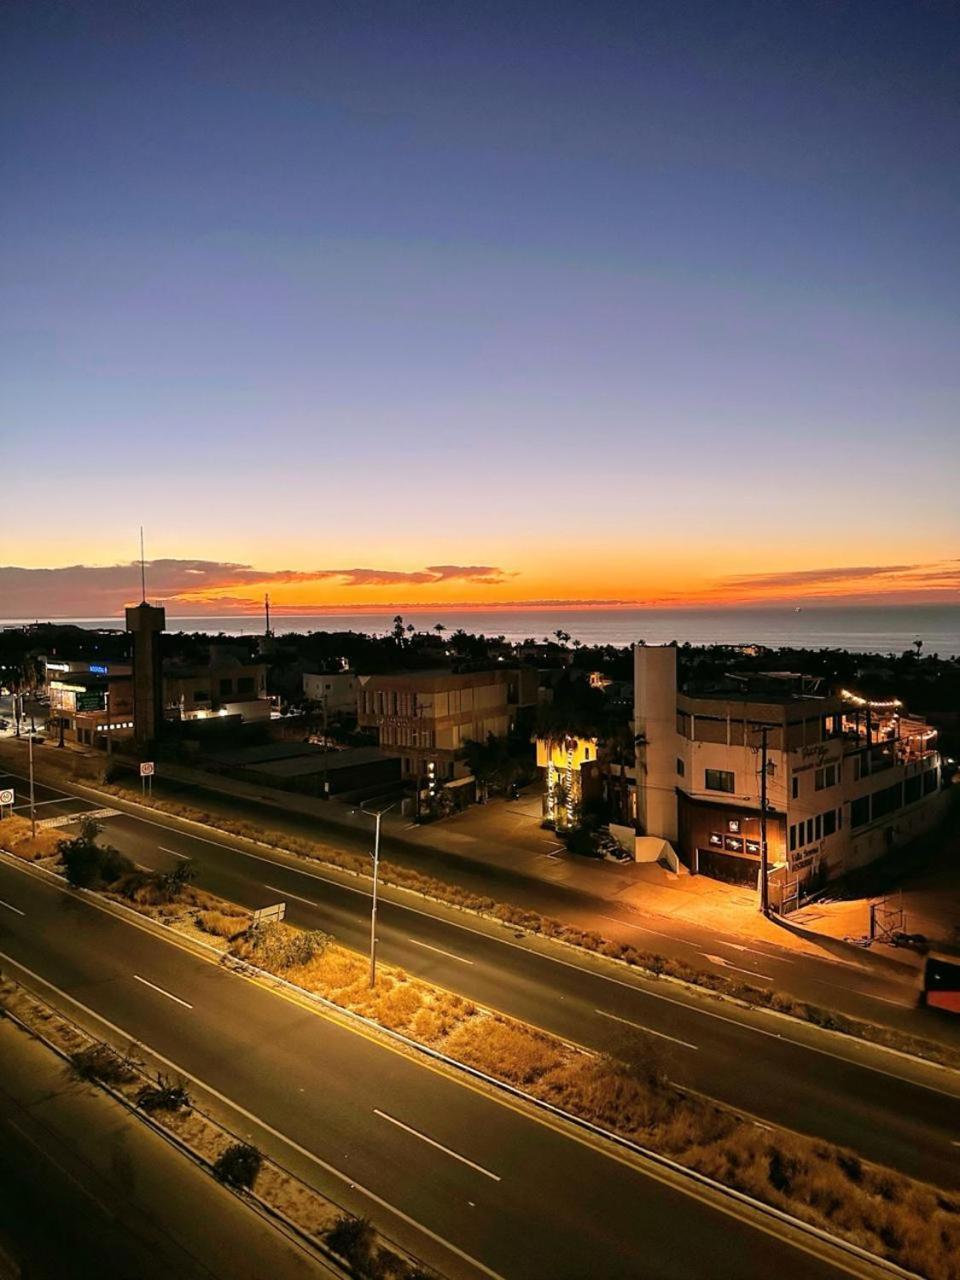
634,645 -> 944,906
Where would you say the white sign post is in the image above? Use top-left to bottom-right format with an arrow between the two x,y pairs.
140,760 -> 155,798
0,787 -> 14,817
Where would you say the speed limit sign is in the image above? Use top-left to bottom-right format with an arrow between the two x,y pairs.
139,761 -> 155,777
0,788 -> 14,807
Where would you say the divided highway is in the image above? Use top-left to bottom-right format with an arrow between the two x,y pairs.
4,766 -> 960,1193
0,856 -> 857,1280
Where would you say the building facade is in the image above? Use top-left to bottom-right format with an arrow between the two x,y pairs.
634,645 -> 943,904
302,670 -> 359,716
357,668 -> 531,783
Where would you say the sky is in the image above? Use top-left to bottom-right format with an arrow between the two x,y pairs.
2,0 -> 958,618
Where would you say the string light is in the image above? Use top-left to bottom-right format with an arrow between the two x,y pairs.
840,689 -> 902,709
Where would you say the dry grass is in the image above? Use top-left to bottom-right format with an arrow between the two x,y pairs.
196,909 -> 251,939
0,814 -> 62,861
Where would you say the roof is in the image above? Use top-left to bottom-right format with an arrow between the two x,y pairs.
359,668 -> 512,693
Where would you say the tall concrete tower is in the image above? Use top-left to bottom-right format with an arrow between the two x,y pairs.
126,602 -> 165,745
634,644 -> 679,840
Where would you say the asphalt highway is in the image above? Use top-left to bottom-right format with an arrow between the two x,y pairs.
0,855 -> 876,1280
4,767 -> 960,1193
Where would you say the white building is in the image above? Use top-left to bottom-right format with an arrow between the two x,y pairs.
302,670 -> 359,716
634,645 -> 944,907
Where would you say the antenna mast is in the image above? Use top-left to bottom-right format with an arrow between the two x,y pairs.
265,593 -> 272,638
139,527 -> 147,603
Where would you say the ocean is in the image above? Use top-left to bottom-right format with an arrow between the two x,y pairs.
4,605 -> 959,658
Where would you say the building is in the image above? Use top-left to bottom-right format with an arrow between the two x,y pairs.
126,603 -> 166,745
634,645 -> 944,906
357,668 -> 535,784
536,734 -> 601,830
164,646 -> 270,723
302,670 -> 359,716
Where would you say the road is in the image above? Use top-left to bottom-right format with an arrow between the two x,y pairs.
0,853 -> 886,1280
4,765 -> 960,1194
0,1016 -> 335,1280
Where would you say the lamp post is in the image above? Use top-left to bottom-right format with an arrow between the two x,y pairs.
27,723 -> 36,839
357,800 -> 396,988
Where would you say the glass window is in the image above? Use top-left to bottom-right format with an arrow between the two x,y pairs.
791,776 -> 799,800
705,768 -> 735,793
823,809 -> 837,837
676,757 -> 685,777
851,795 -> 870,828
789,824 -> 797,852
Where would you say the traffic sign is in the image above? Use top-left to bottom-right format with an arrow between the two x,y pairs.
140,761 -> 155,777
252,902 -> 285,926
0,788 -> 14,807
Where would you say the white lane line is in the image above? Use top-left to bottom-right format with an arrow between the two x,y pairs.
597,914 -> 680,943
0,950 -> 505,1280
159,846 -> 191,860
408,938 -> 474,965
264,883 -> 316,907
714,940 -> 786,961
0,898 -> 25,916
701,954 -> 774,982
373,1108 -> 500,1181
807,976 -> 913,1009
594,1009 -> 699,1051
132,974 -> 193,1009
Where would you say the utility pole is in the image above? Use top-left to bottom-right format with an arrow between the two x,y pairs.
759,725 -> 769,917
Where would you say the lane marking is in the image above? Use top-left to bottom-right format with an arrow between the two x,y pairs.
807,976 -> 913,1009
159,846 -> 191,860
373,1109 -> 500,1181
597,914 -> 680,943
408,938 -> 474,965
714,940 -> 786,961
594,1008 -> 699,1051
264,883 -> 316,907
0,898 -> 25,916
0,949 -> 506,1280
701,954 -> 774,982
132,974 -> 193,1009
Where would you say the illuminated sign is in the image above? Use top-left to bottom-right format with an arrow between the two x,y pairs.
89,663 -> 109,675
727,818 -> 741,834
45,661 -> 69,673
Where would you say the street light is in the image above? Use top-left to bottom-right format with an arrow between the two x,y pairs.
27,720 -> 36,839
355,800 -> 397,988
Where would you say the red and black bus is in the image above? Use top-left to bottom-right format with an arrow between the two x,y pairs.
923,952 -> 960,1014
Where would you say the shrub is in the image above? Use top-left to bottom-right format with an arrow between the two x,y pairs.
71,1043 -> 138,1085
59,835 -> 134,889
213,1142 -> 262,1189
137,1074 -> 191,1112
235,922 -> 332,971
326,1215 -> 376,1270
197,909 -> 250,939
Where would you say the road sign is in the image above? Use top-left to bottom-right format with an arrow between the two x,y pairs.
252,902 -> 285,926
0,788 -> 14,807
140,761 -> 155,777
76,691 -> 105,712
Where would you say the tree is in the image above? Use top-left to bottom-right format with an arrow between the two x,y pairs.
392,615 -> 406,644
59,822 -> 134,889
434,622 -> 446,635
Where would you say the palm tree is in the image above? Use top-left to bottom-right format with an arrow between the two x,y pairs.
434,623 -> 446,635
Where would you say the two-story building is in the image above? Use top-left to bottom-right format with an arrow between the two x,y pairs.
634,645 -> 943,905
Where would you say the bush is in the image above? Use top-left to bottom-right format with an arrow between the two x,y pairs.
326,1215 -> 376,1270
71,1043 -> 138,1085
136,1074 -> 191,1112
213,1142 -> 262,1189
59,833 -> 134,889
197,909 -> 250,939
235,922 -> 333,971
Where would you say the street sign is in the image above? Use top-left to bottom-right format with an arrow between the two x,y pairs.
76,691 -> 105,712
252,902 -> 285,926
140,761 -> 155,777
0,788 -> 14,807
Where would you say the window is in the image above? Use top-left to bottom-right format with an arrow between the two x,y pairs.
904,775 -> 922,805
219,678 -> 233,696
923,768 -> 938,795
815,763 -> 837,791
676,758 -> 685,777
193,689 -> 209,703
705,768 -> 735,793
791,776 -> 799,800
815,814 -> 822,840
237,677 -> 254,695
851,796 -> 870,828
789,824 -> 798,852
872,783 -> 902,820
806,818 -> 814,845
823,809 -> 837,838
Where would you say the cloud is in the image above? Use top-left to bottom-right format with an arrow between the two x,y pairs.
715,560 -> 960,602
0,559 -> 511,618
